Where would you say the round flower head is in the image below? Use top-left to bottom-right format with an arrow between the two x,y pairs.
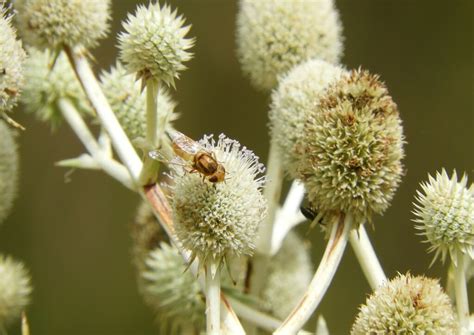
0,7 -> 26,113
118,3 -> 194,86
0,255 -> 32,330
269,59 -> 344,178
351,273 -> 458,335
140,242 -> 205,334
170,134 -> 267,265
20,48 -> 92,127
413,169 -> 474,265
100,63 -> 178,143
236,0 -> 344,91
0,120 -> 19,224
14,0 -> 111,49
298,69 -> 404,224
260,232 -> 313,319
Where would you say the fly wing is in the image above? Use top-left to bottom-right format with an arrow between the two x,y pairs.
167,129 -> 202,161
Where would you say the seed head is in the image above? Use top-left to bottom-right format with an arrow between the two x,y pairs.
269,59 -> 344,179
298,69 -> 405,224
14,0 -> 111,49
0,6 -> 26,113
20,48 -> 92,127
236,0 -> 343,91
170,134 -> 266,264
118,3 -> 194,87
0,120 -> 19,224
140,242 -> 205,334
413,169 -> 474,265
351,273 -> 458,335
0,255 -> 32,330
260,232 -> 313,319
100,63 -> 178,143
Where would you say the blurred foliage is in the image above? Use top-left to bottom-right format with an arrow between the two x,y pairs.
0,1 -> 472,334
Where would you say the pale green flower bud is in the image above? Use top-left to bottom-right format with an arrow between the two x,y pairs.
236,0 -> 344,91
351,274 -> 458,335
14,0 -> 111,49
170,134 -> 267,264
413,169 -> 474,265
269,59 -> 344,179
20,47 -> 92,127
0,6 -> 26,113
261,232 -> 313,320
298,69 -> 405,224
0,255 -> 32,330
0,120 -> 19,224
100,63 -> 178,143
140,242 -> 205,334
118,3 -> 194,86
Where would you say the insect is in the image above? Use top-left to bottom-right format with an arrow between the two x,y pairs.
149,130 -> 226,183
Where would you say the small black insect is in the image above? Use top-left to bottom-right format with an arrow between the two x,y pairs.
300,205 -> 325,226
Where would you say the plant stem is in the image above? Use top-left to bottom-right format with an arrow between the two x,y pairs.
58,99 -> 134,190
257,139 -> 284,255
206,261 -> 221,335
349,224 -> 386,290
139,78 -> 161,185
274,213 -> 353,335
64,46 -> 142,181
453,251 -> 470,334
271,180 -> 306,255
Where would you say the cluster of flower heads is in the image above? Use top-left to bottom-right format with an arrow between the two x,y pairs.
169,134 -> 267,265
351,274 -> 458,334
118,3 -> 194,87
413,169 -> 474,265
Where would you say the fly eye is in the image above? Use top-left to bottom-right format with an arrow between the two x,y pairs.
208,176 -> 218,183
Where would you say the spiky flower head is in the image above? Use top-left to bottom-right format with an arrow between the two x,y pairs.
0,255 -> 32,330
297,69 -> 404,224
413,169 -> 474,265
20,47 -> 92,127
236,0 -> 343,91
351,273 -> 458,335
118,3 -> 194,87
0,6 -> 26,113
0,120 -> 19,224
140,242 -> 205,334
14,0 -> 111,49
260,232 -> 313,319
170,134 -> 266,265
100,63 -> 178,143
269,59 -> 344,179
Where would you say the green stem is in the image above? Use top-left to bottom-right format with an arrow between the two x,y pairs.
349,224 -> 386,290
206,261 -> 221,335
453,252 -> 470,334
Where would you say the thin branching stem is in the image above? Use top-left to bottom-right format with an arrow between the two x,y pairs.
58,99 -> 134,190
274,213 -> 353,335
349,224 -> 386,290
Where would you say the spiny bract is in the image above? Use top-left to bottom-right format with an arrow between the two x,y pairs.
0,121 -> 19,224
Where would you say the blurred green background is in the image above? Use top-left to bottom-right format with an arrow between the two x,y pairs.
1,0 -> 472,334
